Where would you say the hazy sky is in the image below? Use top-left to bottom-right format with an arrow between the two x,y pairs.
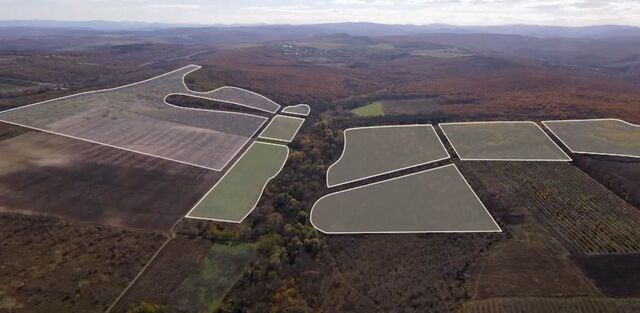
1,0 -> 639,26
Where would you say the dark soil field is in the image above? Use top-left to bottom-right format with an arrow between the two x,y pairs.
573,154 -> 640,208
0,122 -> 221,233
325,233 -> 500,313
573,253 -> 640,297
0,212 -> 165,313
112,236 -> 213,312
459,160 -> 640,312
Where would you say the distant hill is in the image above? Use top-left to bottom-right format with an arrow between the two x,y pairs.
1,20 -> 639,39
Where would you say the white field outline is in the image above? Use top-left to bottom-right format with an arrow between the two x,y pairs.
258,114 -> 306,143
0,64 -> 279,171
310,163 -> 502,234
326,124 -> 452,188
185,141 -> 290,223
542,118 -> 640,159
439,121 -> 573,162
281,104 -> 311,117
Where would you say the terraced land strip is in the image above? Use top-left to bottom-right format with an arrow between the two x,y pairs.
187,142 -> 289,222
474,162 -> 640,254
201,86 -> 280,113
462,297 -> 640,313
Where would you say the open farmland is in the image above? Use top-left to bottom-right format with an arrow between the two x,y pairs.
0,213 -> 165,313
461,297 -> 640,313
187,142 -> 289,222
312,164 -> 500,233
543,119 -> 640,158
326,124 -> 450,187
0,122 -> 220,232
0,65 -> 268,170
168,243 -> 256,312
440,121 -> 571,161
572,154 -> 640,208
258,114 -> 305,143
351,97 -> 442,117
465,161 -> 640,254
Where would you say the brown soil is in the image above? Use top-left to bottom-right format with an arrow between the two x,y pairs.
112,236 -> 213,313
0,122 -> 221,233
0,213 -> 165,313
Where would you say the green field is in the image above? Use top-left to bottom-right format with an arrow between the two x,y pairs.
352,102 -> 384,117
170,243 -> 256,312
187,141 -> 289,222
258,115 -> 305,142
351,97 -> 442,117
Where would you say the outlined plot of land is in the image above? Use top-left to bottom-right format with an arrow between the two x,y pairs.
0,122 -> 220,232
258,115 -> 305,143
543,119 -> 640,158
199,86 -> 280,114
440,121 -> 571,161
281,104 -> 311,116
311,164 -> 501,234
186,142 -> 289,223
0,65 -> 269,171
326,124 -> 450,187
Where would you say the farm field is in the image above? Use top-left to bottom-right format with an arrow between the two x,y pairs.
351,97 -> 442,117
326,124 -> 450,187
440,122 -> 571,161
352,102 -> 384,117
543,119 -> 640,158
115,237 -> 257,313
201,86 -> 280,113
0,65 -> 268,170
187,142 -> 289,222
282,104 -> 310,116
464,161 -> 640,254
461,297 -> 640,313
0,212 -> 165,313
258,114 -> 305,143
458,161 -> 602,301
312,164 -> 500,233
326,232 -> 500,313
168,243 -> 256,312
0,122 -> 220,232
573,154 -> 640,208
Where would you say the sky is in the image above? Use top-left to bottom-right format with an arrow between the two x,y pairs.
1,0 -> 639,26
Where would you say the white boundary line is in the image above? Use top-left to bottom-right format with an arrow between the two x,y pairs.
326,124 -> 452,188
185,141 -> 290,223
179,74 -> 281,114
0,64 -> 274,171
258,115 -> 306,143
439,121 -> 572,162
542,118 -> 640,159
0,119 -> 224,171
310,163 -> 502,234
281,104 -> 311,117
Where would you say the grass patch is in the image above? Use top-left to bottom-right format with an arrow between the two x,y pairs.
352,102 -> 384,117
170,243 -> 256,312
